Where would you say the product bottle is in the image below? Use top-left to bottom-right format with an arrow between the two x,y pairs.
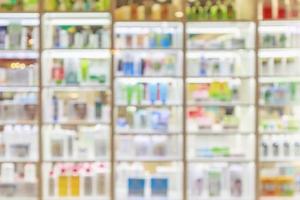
70,166 -> 80,196
227,0 -> 236,20
83,166 -> 94,196
278,0 -> 287,19
58,167 -> 68,197
52,59 -> 64,85
152,2 -> 161,20
48,171 -> 56,197
263,0 -> 273,19
80,59 -> 89,82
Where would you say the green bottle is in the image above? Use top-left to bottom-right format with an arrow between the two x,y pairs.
227,0 -> 236,20
80,59 -> 89,82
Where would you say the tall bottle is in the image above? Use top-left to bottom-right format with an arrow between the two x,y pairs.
278,0 -> 287,19
70,166 -> 80,197
263,0 -> 273,19
58,167 -> 69,197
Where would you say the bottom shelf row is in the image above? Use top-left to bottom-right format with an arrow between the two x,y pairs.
1,162 -> 300,200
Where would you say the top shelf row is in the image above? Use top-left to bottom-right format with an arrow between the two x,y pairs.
1,0 -> 300,21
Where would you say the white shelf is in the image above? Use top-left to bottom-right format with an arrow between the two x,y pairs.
44,197 -> 109,200
189,197 -> 253,200
0,86 -> 38,92
42,49 -> 111,58
189,158 -> 253,163
116,129 -> 181,135
117,157 -> 181,162
187,101 -> 253,107
0,198 -> 36,200
0,50 -> 38,58
188,131 -> 253,135
43,85 -> 110,91
44,157 -> 109,162
260,197 -> 300,200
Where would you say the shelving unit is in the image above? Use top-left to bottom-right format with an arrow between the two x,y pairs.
0,0 -> 300,199
113,21 -> 183,199
258,19 -> 300,200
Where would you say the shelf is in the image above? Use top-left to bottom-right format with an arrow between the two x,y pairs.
43,85 -> 110,91
43,121 -> 110,126
114,48 -> 182,51
42,49 -> 111,58
260,159 -> 300,163
0,121 -> 37,125
259,76 -> 300,83
188,131 -> 253,135
189,197 -> 253,200
0,198 -> 36,200
115,103 -> 182,107
116,129 -> 181,135
188,158 -> 253,163
259,48 -> 300,57
186,77 -> 247,83
260,131 -> 300,135
259,103 -> 300,107
44,158 -> 109,163
0,86 -> 38,92
260,197 -> 300,200
43,12 -> 111,25
187,101 -> 253,107
44,197 -> 109,200
116,157 -> 181,162
187,76 -> 253,79
0,50 -> 38,58
115,76 -> 182,79
0,159 -> 38,163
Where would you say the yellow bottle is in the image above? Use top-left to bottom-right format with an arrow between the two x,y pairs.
70,168 -> 80,197
152,3 -> 161,20
58,168 -> 69,197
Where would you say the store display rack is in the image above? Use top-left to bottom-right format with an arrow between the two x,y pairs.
1,0 -> 300,200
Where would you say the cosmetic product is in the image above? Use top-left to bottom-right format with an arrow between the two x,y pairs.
58,167 -> 68,197
70,167 -> 80,197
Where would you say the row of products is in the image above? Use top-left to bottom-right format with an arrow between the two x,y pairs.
0,62 -> 38,86
187,82 -> 238,103
116,163 -> 180,198
187,33 -> 247,49
48,91 -> 109,123
260,56 -> 298,76
189,57 -> 236,77
116,82 -> 180,105
260,32 -> 300,48
189,164 -> 248,198
115,28 -> 180,48
187,106 -> 241,131
261,135 -> 300,159
117,135 -> 180,159
186,0 -> 236,20
0,92 -> 38,122
49,58 -> 109,85
116,53 -> 178,77
115,0 -> 181,20
0,24 -> 38,50
45,0 -> 110,11
0,125 -> 37,160
0,0 -> 37,11
196,146 -> 231,158
116,107 -> 181,132
260,165 -> 300,196
260,82 -> 298,105
52,26 -> 110,49
44,125 -> 109,160
0,163 -> 37,197
45,163 -> 109,197
260,110 -> 300,132
262,0 -> 300,19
